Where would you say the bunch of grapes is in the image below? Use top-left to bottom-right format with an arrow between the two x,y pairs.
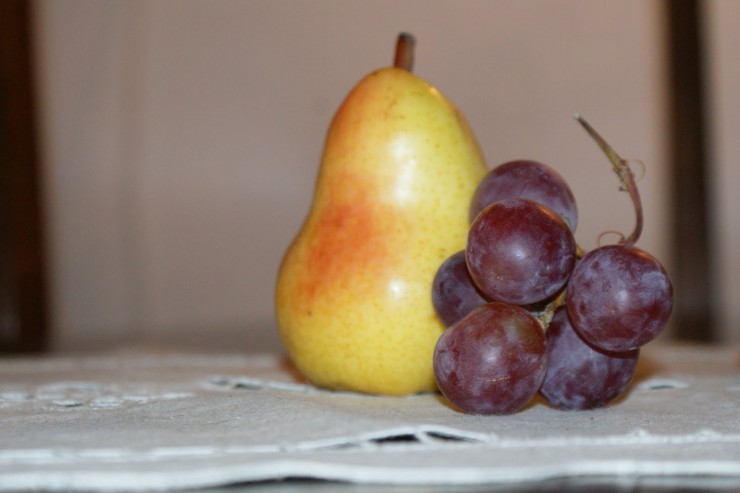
431,115 -> 673,415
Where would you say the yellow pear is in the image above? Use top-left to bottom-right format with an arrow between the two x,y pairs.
275,34 -> 487,395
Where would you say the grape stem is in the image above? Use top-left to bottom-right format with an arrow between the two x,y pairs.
537,289 -> 567,329
574,114 -> 643,245
394,32 -> 416,72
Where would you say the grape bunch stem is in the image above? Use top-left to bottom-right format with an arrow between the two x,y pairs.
538,116 -> 645,331
537,289 -> 567,329
574,114 -> 643,246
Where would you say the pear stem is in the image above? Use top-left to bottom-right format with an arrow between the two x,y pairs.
575,114 -> 643,246
394,32 -> 416,72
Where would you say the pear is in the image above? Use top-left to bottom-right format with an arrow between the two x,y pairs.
275,34 -> 487,395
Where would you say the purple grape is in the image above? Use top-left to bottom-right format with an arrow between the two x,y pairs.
469,160 -> 578,231
567,244 -> 673,352
466,198 -> 576,305
432,251 -> 489,328
433,302 -> 548,415
540,307 -> 639,410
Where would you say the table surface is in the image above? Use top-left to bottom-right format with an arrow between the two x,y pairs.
0,343 -> 738,492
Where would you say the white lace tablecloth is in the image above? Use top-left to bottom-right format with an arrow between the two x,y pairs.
0,343 -> 738,491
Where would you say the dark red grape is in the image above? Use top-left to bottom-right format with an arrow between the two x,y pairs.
567,244 -> 673,352
433,302 -> 547,415
432,251 -> 489,327
466,198 -> 576,305
469,160 -> 578,231
540,307 -> 639,410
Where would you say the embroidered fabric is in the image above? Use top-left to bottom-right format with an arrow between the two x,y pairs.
0,344 -> 738,491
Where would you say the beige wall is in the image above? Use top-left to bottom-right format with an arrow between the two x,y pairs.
32,0 -> 733,352
707,0 -> 740,343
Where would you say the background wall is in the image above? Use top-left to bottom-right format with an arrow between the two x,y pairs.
31,0 -> 736,353
707,0 -> 740,343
